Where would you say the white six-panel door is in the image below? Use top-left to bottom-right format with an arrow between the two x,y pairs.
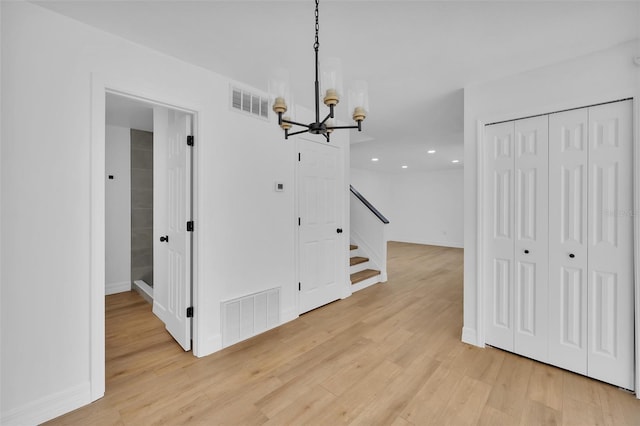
514,116 -> 549,362
548,107 -> 589,375
153,107 -> 192,351
586,101 -> 634,390
298,137 -> 345,314
485,122 -> 516,351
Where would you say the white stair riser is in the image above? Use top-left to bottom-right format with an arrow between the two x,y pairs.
350,260 -> 371,274
351,274 -> 381,292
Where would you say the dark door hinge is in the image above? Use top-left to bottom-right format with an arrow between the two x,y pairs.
186,307 -> 194,318
187,221 -> 194,232
298,282 -> 301,291
187,135 -> 194,146
298,217 -> 301,226
298,153 -> 301,162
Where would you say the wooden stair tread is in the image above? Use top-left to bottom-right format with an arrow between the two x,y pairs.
350,269 -> 381,284
350,256 -> 369,266
350,244 -> 358,251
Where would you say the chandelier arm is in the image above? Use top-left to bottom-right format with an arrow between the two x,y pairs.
329,122 -> 363,131
287,128 -> 312,137
324,133 -> 330,143
320,111 -> 333,126
327,125 -> 359,130
282,118 -> 311,128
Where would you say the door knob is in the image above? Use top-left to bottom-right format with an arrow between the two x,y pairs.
336,228 -> 343,234
160,235 -> 169,243
569,253 -> 575,258
524,250 -> 529,254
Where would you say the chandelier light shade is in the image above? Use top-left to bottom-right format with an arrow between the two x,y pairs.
349,80 -> 369,123
271,0 -> 368,142
268,68 -> 293,129
320,57 -> 343,107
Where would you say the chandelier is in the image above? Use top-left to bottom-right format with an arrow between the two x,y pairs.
270,0 -> 369,142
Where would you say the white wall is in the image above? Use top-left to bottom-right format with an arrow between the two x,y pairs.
0,2 -> 300,424
387,169 -> 463,247
105,125 -> 131,295
351,167 -> 464,247
350,168 -> 393,219
463,39 -> 640,347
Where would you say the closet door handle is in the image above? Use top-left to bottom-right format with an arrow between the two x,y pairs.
569,253 -> 575,258
524,250 -> 529,254
160,235 -> 169,243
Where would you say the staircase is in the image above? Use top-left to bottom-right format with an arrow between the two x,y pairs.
349,244 -> 382,292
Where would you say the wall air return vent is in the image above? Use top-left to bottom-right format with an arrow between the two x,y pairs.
230,85 -> 269,121
221,287 -> 280,347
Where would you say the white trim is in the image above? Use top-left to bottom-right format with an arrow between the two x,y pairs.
90,72 -> 204,399
475,119 -> 486,349
90,74 -> 106,401
105,281 -> 131,295
475,95 -> 639,395
389,239 -> 464,249
281,308 -> 299,324
633,94 -> 640,397
1,382 -> 91,426
461,327 -> 478,346
133,279 -> 154,300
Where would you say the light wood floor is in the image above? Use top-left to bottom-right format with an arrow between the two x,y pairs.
46,242 -> 640,425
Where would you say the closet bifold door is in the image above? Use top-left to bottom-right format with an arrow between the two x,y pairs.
587,100 -> 634,391
548,107 -> 589,376
513,115 -> 549,363
485,121 -> 516,351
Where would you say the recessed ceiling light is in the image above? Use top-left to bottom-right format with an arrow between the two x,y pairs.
371,158 -> 379,162
451,160 -> 460,163
402,165 -> 408,169
427,150 -> 436,154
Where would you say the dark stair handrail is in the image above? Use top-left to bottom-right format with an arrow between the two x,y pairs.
350,185 -> 389,224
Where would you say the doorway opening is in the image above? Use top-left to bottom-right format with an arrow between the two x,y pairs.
104,91 -> 195,354
105,93 -> 155,301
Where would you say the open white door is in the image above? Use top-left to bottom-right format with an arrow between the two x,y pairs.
153,107 -> 193,351
298,137 -> 345,314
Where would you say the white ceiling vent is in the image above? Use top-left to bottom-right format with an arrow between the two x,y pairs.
230,85 -> 269,121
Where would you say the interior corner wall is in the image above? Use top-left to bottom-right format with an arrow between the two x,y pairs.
0,2 -> 296,424
350,167 -> 464,247
386,169 -> 463,247
463,38 -> 640,347
105,125 -> 131,295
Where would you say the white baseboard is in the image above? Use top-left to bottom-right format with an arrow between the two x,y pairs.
281,308 -> 299,324
461,326 -> 482,347
390,238 -> 464,249
195,333 -> 222,358
1,382 -> 91,426
133,280 -> 153,302
105,280 -> 131,295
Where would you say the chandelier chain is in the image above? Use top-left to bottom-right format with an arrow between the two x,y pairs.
314,0 -> 319,51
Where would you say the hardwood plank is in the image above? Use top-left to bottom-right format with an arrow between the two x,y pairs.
44,242 -> 640,426
485,352 -> 533,418
350,268 -> 380,283
350,256 -> 368,266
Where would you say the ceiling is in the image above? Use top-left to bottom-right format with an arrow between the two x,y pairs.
35,1 -> 639,173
